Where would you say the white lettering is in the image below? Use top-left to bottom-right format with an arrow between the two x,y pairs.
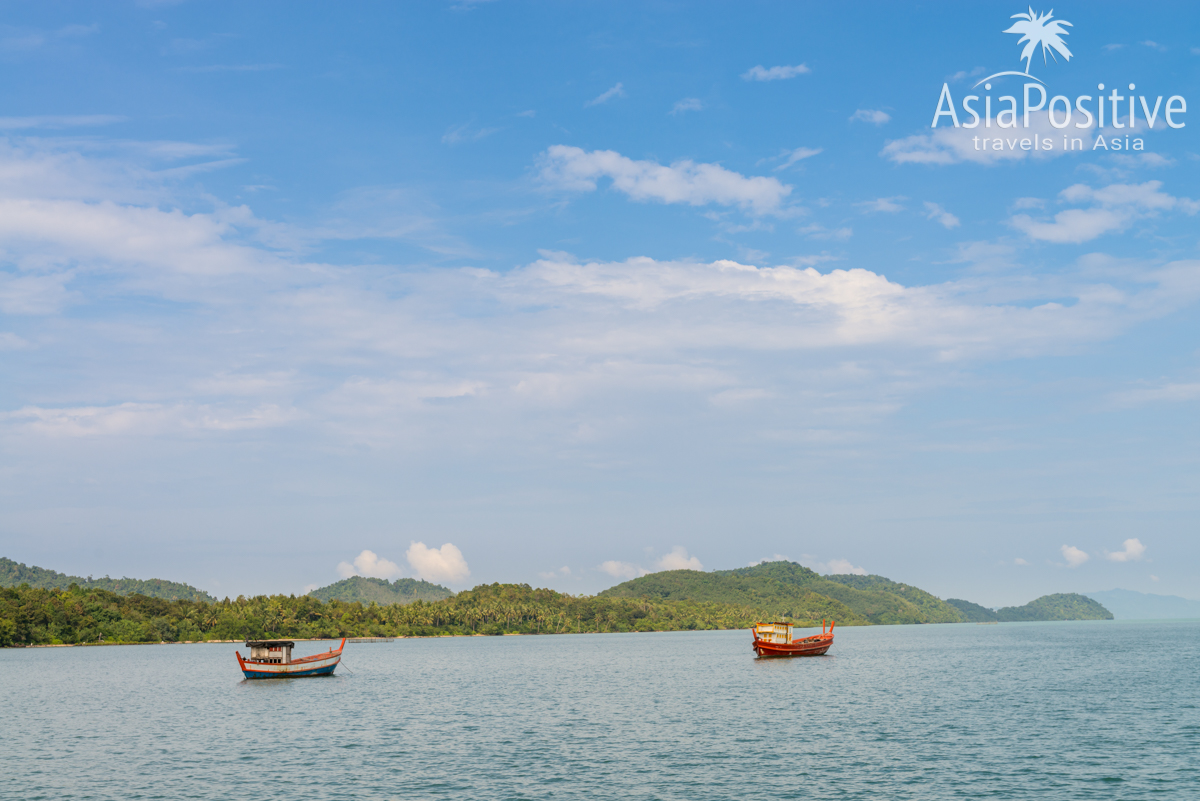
932,83 -> 960,128
1024,84 -> 1046,127
1166,96 -> 1186,128
1048,96 -> 1072,128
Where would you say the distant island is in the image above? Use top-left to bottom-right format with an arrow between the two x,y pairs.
0,557 -> 1114,647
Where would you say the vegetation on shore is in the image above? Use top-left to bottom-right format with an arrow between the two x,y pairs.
0,581 -> 810,647
0,557 -> 214,603
306,576 -> 452,605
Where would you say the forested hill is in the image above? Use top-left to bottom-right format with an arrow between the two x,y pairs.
599,561 -> 962,625
0,557 -> 215,603
307,576 -> 452,604
995,593 -> 1112,621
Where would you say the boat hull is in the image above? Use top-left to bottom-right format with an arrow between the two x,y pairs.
237,639 -> 345,679
752,638 -> 832,657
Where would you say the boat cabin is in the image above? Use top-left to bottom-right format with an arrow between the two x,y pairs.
245,640 -> 295,664
753,622 -> 793,644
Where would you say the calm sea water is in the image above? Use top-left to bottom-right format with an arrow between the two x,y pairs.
3,621 -> 1198,800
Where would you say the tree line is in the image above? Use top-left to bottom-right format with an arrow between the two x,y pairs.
0,581 -> 821,647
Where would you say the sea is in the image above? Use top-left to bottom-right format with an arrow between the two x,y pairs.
3,621 -> 1197,800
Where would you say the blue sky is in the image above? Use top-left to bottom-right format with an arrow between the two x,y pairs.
1,1 -> 1198,605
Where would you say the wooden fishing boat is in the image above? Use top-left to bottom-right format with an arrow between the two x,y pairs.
751,620 -> 834,657
236,638 -> 346,679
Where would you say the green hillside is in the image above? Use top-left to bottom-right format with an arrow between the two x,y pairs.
599,560 -> 971,625
818,574 -> 966,624
996,593 -> 1112,622
597,565 -> 865,625
946,598 -> 999,622
307,576 -> 452,605
0,557 -> 215,603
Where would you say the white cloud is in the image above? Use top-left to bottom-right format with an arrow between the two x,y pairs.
537,145 -> 792,215
1141,40 -> 1167,52
654,546 -> 703,571
538,566 -> 572,579
670,98 -> 703,115
336,549 -> 404,580
1151,574 -> 1160,581
1014,558 -> 1029,565
1061,544 -> 1089,567
741,64 -> 810,81
1103,43 -> 1126,52
851,109 -> 891,125
0,115 -> 126,130
948,67 -> 985,82
773,146 -> 822,171
923,201 -> 961,229
1113,381 -> 1200,406
857,196 -> 906,213
585,82 -> 625,107
406,542 -> 471,584
599,560 -> 646,580
1105,537 -> 1146,562
442,122 -> 500,144
1011,181 -> 1199,244
797,554 -> 866,575
1,402 -> 299,437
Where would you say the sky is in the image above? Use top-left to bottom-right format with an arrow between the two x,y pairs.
1,1 -> 1198,606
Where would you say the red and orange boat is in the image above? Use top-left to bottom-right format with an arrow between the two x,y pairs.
751,620 -> 834,657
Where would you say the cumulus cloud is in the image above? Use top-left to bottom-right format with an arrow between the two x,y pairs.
337,549 -> 403,580
585,82 -> 625,107
654,546 -> 703,571
1011,181 -> 1199,244
538,566 -> 572,579
1105,537 -> 1146,562
742,64 -> 810,81
406,542 -> 471,584
670,98 -> 703,115
851,109 -> 891,125
1061,544 -> 1089,567
537,145 -> 792,215
823,558 -> 867,575
923,201 -> 961,229
599,560 -> 646,580
1014,558 -> 1029,565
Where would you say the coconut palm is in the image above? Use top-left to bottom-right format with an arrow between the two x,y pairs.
1004,7 -> 1072,74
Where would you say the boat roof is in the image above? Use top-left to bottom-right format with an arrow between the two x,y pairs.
245,640 -> 295,647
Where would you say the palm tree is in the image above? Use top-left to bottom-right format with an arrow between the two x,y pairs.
1004,8 -> 1072,74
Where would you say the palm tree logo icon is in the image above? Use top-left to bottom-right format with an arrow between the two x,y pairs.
976,7 -> 1073,87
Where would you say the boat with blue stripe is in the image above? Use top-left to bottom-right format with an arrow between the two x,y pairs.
236,638 -> 346,679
